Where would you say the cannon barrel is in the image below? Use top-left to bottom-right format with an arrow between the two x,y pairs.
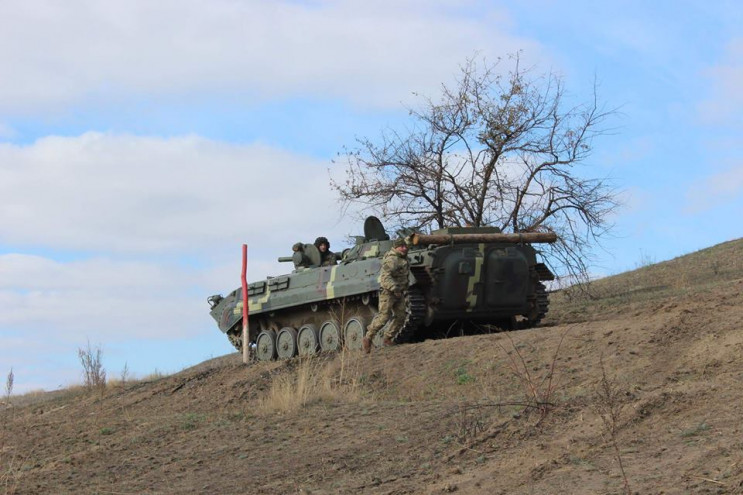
278,256 -> 294,262
410,231 -> 557,246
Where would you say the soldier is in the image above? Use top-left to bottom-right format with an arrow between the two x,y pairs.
314,236 -> 337,266
291,242 -> 312,269
362,238 -> 410,353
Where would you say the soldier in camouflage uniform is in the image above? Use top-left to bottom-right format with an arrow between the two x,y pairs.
291,242 -> 312,269
314,236 -> 337,266
363,238 -> 410,353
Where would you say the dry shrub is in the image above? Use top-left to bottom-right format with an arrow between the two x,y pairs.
593,355 -> 631,494
4,368 -> 13,407
2,368 -> 14,430
497,329 -> 570,424
120,362 -> 130,386
452,401 -> 486,444
258,350 -> 364,415
77,341 -> 107,392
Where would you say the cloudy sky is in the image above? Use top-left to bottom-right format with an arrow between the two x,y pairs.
1,0 -> 741,393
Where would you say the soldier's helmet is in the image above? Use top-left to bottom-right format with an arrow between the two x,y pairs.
314,236 -> 330,249
392,238 -> 407,248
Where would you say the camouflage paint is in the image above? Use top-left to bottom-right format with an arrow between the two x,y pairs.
465,243 -> 485,311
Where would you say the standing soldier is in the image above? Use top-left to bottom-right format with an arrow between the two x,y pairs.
362,238 -> 410,353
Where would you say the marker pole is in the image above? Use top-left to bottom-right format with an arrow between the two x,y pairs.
241,244 -> 249,364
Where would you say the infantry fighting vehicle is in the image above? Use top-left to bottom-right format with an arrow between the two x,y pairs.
208,217 -> 556,361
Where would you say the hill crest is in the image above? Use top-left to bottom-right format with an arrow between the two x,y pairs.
2,238 -> 743,494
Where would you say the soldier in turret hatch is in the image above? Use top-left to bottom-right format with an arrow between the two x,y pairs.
363,238 -> 410,353
314,237 -> 337,267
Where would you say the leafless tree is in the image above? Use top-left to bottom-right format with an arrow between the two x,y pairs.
331,54 -> 618,283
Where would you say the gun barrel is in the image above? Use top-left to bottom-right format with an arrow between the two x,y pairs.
410,232 -> 557,246
277,256 -> 294,262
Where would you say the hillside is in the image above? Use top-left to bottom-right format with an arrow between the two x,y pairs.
2,239 -> 743,494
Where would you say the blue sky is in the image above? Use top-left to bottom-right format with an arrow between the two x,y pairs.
1,0 -> 741,393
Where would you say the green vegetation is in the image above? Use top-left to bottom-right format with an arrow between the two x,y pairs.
455,366 -> 475,385
680,422 -> 710,438
181,413 -> 207,431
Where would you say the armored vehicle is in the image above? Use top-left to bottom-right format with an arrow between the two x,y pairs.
208,217 -> 556,361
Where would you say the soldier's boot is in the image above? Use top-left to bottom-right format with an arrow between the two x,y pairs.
362,337 -> 372,354
382,336 -> 395,347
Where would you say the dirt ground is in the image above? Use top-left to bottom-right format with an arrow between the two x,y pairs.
2,240 -> 743,494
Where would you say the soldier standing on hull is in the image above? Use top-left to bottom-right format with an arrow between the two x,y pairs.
362,239 -> 410,353
314,237 -> 337,266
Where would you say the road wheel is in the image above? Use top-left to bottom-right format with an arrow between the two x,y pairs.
255,330 -> 277,361
297,324 -> 319,356
319,320 -> 341,352
276,327 -> 298,359
343,317 -> 367,351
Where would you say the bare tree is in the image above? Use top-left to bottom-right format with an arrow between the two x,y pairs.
331,54 -> 618,283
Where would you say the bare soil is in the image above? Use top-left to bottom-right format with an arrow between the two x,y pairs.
2,239 -> 743,494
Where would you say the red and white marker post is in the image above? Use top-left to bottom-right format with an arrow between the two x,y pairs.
241,244 -> 249,364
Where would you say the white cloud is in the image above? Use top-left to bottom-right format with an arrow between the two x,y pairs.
698,37 -> 743,125
0,250 -> 241,395
0,0 -> 539,112
0,254 -> 203,338
685,163 -> 743,213
0,132 -> 359,256
0,254 -> 185,291
0,336 -> 81,394
0,253 -> 206,394
0,131 -> 385,392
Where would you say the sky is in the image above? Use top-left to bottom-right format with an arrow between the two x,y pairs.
1,0 -> 741,394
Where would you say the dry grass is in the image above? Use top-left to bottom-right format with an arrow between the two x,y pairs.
547,238 -> 743,325
255,297 -> 367,414
258,349 -> 364,415
3,238 -> 743,494
1,389 -> 61,409
258,358 -> 320,414
3,369 -> 169,411
139,369 -> 167,382
1,451 -> 31,495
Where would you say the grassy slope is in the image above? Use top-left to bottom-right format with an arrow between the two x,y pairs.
2,239 -> 742,494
